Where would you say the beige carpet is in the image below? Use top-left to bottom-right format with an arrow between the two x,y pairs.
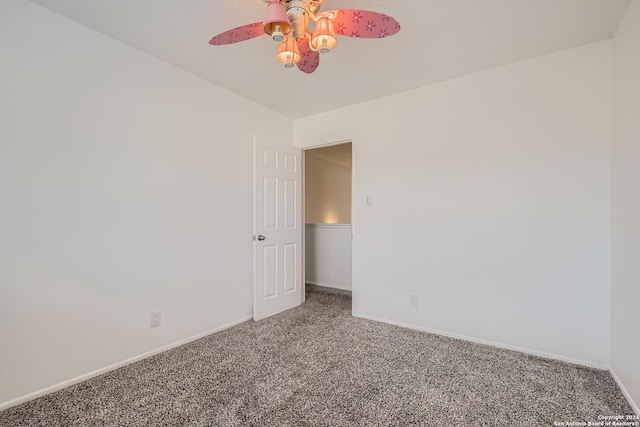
0,285 -> 634,426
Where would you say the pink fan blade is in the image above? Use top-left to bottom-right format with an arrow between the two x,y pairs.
297,38 -> 320,74
209,22 -> 265,45
324,9 -> 401,39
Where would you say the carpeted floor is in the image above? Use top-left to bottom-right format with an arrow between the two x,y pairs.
0,285 -> 634,426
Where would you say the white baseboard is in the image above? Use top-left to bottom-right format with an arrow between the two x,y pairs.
306,281 -> 351,291
353,312 -> 609,370
610,368 -> 640,416
0,315 -> 253,412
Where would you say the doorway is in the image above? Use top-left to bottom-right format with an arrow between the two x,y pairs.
302,142 -> 353,303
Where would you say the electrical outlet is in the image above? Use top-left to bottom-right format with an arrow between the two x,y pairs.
150,311 -> 161,328
410,295 -> 419,308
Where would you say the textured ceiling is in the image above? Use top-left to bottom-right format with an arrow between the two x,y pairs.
306,142 -> 352,168
28,0 -> 630,119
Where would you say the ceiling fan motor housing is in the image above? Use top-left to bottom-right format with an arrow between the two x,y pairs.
285,0 -> 311,40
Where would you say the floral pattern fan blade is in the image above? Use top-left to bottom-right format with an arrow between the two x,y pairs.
322,10 -> 401,39
297,37 -> 320,73
209,22 -> 264,45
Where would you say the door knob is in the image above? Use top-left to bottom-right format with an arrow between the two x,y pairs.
254,235 -> 266,241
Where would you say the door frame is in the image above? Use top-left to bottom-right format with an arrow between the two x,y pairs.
301,139 -> 356,312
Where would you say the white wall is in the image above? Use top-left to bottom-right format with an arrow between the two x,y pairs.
305,224 -> 352,290
612,0 -> 640,414
0,0 -> 627,411
295,41 -> 612,367
305,154 -> 351,224
0,0 -> 292,408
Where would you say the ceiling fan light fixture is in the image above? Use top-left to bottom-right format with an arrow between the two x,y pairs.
311,17 -> 337,53
264,1 -> 291,41
210,3 -> 401,74
277,36 -> 301,68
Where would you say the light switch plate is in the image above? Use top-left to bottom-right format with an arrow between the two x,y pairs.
150,311 -> 162,328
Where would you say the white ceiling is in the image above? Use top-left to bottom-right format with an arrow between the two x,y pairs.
28,0 -> 630,119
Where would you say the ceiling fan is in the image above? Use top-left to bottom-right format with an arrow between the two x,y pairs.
209,0 -> 401,74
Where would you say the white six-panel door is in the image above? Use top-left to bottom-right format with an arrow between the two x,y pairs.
253,137 -> 302,321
